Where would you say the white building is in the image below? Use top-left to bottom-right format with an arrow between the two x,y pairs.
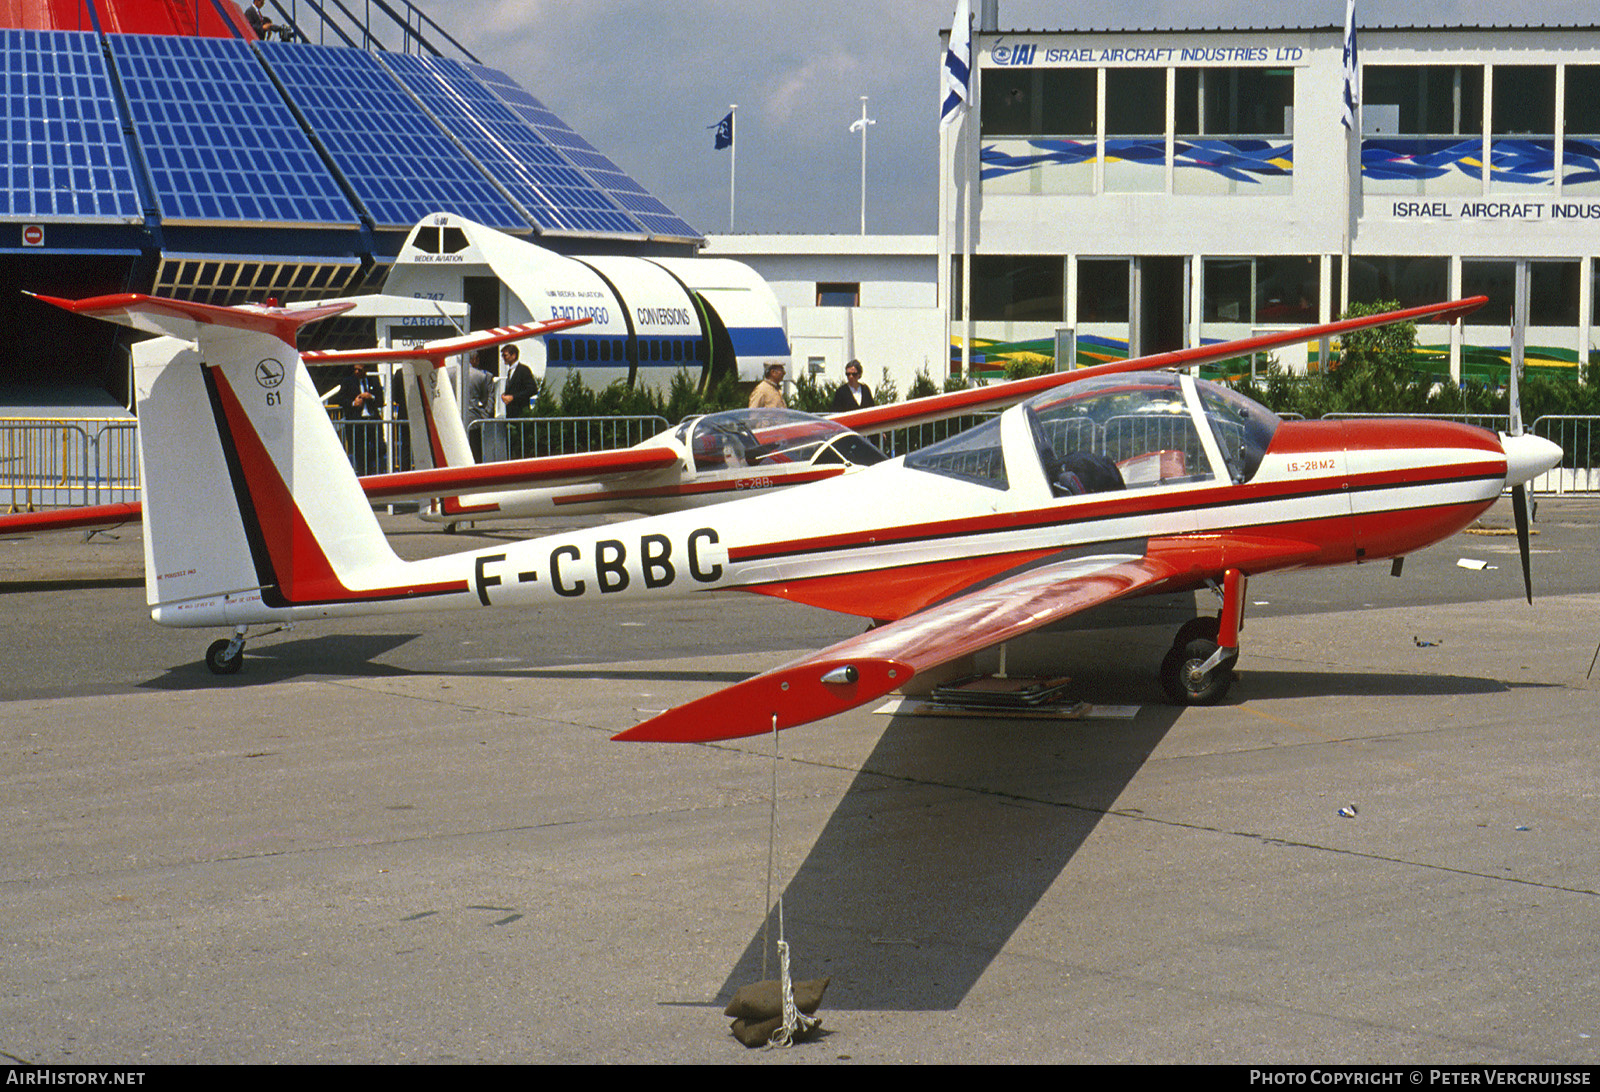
702,234 -> 944,395
719,14 -> 1600,390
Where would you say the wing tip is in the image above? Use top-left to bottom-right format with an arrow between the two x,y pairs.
611,658 -> 913,743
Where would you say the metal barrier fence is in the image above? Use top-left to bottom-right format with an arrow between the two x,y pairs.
1322,411 -> 1512,432
470,415 -> 671,461
332,419 -> 411,476
1,418 -> 139,511
1529,416 -> 1600,493
866,414 -> 993,458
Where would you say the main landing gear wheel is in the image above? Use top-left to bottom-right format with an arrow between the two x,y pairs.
1171,614 -> 1220,649
205,637 -> 244,676
1160,623 -> 1237,706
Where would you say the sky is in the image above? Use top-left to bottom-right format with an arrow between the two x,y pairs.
433,1 -> 1600,239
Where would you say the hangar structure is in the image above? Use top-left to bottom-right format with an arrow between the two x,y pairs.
938,10 -> 1600,383
0,0 -> 701,403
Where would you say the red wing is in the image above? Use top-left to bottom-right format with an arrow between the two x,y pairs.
613,548 -> 1182,743
0,502 -> 143,536
357,445 -> 679,501
830,296 -> 1488,435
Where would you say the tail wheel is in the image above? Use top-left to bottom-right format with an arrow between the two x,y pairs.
1160,637 -> 1235,706
205,638 -> 243,676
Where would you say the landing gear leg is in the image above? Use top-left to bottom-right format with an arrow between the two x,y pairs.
205,626 -> 247,676
1160,569 -> 1245,705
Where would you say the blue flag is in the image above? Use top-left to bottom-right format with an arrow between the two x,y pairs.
713,111 -> 734,150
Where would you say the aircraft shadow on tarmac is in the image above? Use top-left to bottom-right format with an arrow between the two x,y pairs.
1233,669 -> 1519,700
138,633 -> 426,688
138,632 -> 762,690
718,686 -> 1185,1013
710,619 -> 1532,1012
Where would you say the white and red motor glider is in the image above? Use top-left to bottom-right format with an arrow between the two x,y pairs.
26,292 -> 1560,741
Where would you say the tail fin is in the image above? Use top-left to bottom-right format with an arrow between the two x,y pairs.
394,353 -> 475,473
42,294 -> 463,626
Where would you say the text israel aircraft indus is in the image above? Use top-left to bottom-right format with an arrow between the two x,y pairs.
30,292 -> 1561,738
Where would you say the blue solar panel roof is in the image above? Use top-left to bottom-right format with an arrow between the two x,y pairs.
468,63 -> 701,241
380,52 -> 647,237
0,29 -> 142,222
259,41 -> 527,232
106,34 -> 359,228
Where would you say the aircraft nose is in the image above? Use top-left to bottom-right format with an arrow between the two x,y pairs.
1500,432 -> 1563,488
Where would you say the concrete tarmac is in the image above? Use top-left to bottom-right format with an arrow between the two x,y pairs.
2,499 -> 1598,1063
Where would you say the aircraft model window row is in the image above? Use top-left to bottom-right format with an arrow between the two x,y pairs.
545,335 -> 705,365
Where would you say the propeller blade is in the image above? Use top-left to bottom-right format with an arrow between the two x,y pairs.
1512,483 -> 1533,604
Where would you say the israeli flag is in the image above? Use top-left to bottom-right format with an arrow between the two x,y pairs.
1341,0 -> 1359,130
941,0 -> 971,130
713,111 -> 734,150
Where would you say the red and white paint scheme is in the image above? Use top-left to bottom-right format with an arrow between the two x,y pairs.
30,292 -> 1560,742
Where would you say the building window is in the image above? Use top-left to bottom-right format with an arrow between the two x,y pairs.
1076,259 -> 1129,324
1104,68 -> 1167,194
980,68 -> 1096,137
970,255 -> 1064,322
981,64 -> 1293,197
1564,65 -> 1600,192
981,68 -> 1097,195
816,282 -> 859,307
1173,67 -> 1294,195
1362,65 -> 1485,195
1489,65 -> 1556,192
1347,256 -> 1450,310
1202,256 -> 1317,326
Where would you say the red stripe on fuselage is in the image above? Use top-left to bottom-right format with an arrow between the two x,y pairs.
727,459 -> 1500,566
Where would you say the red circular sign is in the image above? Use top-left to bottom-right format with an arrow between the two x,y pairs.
22,225 -> 43,246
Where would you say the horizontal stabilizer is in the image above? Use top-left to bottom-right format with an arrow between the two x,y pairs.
29,292 -> 354,345
360,445 -> 679,501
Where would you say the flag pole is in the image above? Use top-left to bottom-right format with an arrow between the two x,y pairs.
852,97 -> 876,234
941,0 -> 973,384
729,104 -> 738,232
1340,0 -> 1358,324
859,97 -> 869,234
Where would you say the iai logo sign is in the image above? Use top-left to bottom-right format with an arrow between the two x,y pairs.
991,42 -> 1037,66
